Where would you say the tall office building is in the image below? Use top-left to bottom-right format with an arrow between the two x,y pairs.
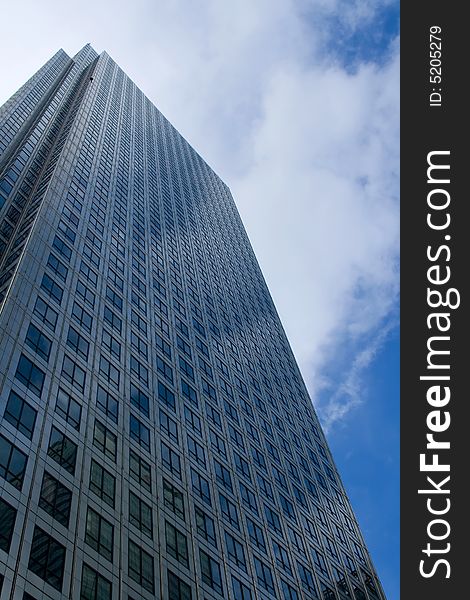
0,45 -> 385,600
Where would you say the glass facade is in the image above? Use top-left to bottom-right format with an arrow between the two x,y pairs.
0,45 -> 385,599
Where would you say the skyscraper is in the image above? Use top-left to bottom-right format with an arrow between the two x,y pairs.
0,45 -> 385,600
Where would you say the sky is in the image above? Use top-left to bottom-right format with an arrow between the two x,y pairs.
0,1 -> 399,597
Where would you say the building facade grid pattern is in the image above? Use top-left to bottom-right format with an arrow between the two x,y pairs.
0,45 -> 385,600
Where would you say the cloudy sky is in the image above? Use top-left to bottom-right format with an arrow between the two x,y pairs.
1,1 -> 399,596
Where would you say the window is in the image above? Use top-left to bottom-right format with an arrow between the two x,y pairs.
0,434 -> 27,489
62,355 -> 86,392
157,356 -> 173,383
47,253 -> 68,281
246,517 -> 266,551
280,494 -> 296,521
353,541 -> 366,564
240,482 -> 258,514
106,286 -> 123,311
264,505 -> 282,534
102,329 -> 121,359
0,498 -> 16,553
52,235 -> 72,261
202,380 -> 217,403
315,469 -> 328,491
281,580 -> 299,600
47,426 -> 77,474
206,402 -> 222,429
158,381 -> 175,411
323,534 -> 339,561
293,485 -> 307,508
209,429 -> 227,458
130,355 -> 148,385
254,557 -> 275,595
195,505 -> 216,546
129,383 -> 149,417
266,440 -> 280,461
72,302 -> 93,333
244,419 -> 260,443
61,204 -> 79,226
80,563 -> 112,600
297,562 -> 317,594
3,390 -> 37,439
58,220 -> 76,243
129,414 -> 150,451
187,435 -> 205,466
287,461 -> 300,482
343,553 -> 359,578
85,507 -> 114,561
196,336 -> 209,356
361,569 -> 379,597
219,493 -> 239,529
163,478 -> 185,520
162,442 -> 181,477
214,460 -> 232,491
131,310 -> 147,335
93,420 -> 117,462
90,460 -> 115,508
251,447 -> 266,470
160,409 -> 178,443
130,450 -> 152,491
234,452 -> 251,481
28,527 -> 66,591
232,577 -> 252,600
229,424 -> 245,449
225,531 -> 247,571
103,306 -> 121,333
273,540 -> 292,574
39,472 -> 72,527
199,549 -> 222,594
80,244 -> 101,270
41,273 -> 63,305
33,297 -> 58,330
15,354 -> 45,397
168,570 -> 192,600
181,379 -> 198,406
219,378 -> 233,398
166,521 -> 189,567
177,335 -> 192,357
55,388 -> 82,430
224,399 -> 239,423
179,356 -> 194,381
312,507 -> 327,532
99,355 -> 120,389
96,386 -> 119,423
25,323 -> 52,361
130,491 -> 153,538
128,540 -> 155,593
288,526 -> 305,554
216,356 -> 230,377
191,469 -> 211,506
198,355 -> 213,379
131,332 -> 148,360
184,406 -> 202,435
304,477 -> 319,501
67,326 -> 89,361
257,473 -> 274,500
156,333 -> 171,358
175,317 -> 188,338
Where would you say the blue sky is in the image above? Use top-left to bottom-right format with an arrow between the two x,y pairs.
1,1 -> 399,597
326,327 -> 399,599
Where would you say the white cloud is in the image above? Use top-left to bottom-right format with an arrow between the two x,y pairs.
1,0 -> 399,428
317,318 -> 398,433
